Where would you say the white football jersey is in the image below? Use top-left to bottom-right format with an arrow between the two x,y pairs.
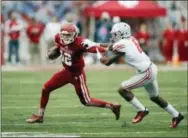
112,36 -> 151,72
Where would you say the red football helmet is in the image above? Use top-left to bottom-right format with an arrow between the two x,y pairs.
59,23 -> 79,45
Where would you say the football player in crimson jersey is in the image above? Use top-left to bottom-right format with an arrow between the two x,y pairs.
26,23 -> 121,123
96,22 -> 184,128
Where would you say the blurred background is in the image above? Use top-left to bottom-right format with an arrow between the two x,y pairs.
1,0 -> 187,69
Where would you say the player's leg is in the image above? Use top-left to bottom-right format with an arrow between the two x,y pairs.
26,69 -> 70,123
29,43 -> 35,64
118,67 -> 152,123
15,40 -> 20,63
72,72 -> 121,120
144,80 -> 184,128
8,40 -> 13,64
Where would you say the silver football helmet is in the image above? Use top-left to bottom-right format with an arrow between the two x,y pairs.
110,22 -> 131,43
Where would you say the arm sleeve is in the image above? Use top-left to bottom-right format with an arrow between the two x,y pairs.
87,46 -> 106,53
12,20 -> 23,31
104,52 -> 125,66
112,44 -> 126,53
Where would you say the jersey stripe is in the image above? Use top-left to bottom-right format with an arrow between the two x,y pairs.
124,67 -> 151,90
113,45 -> 124,51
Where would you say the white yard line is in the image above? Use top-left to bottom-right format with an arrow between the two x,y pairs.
78,131 -> 186,134
1,131 -> 186,137
1,132 -> 80,137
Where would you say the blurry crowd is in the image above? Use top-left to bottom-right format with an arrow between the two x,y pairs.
1,1 -> 87,65
1,1 -> 187,66
88,10 -> 188,65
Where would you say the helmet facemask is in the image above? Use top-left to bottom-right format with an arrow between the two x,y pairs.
59,31 -> 76,45
59,23 -> 78,45
110,31 -> 125,43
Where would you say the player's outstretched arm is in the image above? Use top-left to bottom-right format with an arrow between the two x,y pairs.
87,46 -> 107,53
47,46 -> 60,60
82,39 -> 110,53
100,52 -> 125,66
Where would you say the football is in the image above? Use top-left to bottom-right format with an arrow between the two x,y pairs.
47,46 -> 61,60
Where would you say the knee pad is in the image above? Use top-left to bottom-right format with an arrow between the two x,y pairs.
150,96 -> 168,108
118,87 -> 134,101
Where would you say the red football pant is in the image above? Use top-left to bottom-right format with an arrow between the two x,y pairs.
40,69 -> 113,113
163,44 -> 173,62
178,44 -> 188,61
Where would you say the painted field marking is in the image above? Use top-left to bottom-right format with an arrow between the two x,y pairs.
1,131 -> 187,137
1,132 -> 80,137
78,131 -> 186,135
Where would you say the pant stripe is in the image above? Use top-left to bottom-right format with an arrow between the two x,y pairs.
81,74 -> 90,102
124,67 -> 151,90
78,75 -> 89,103
79,75 -> 90,103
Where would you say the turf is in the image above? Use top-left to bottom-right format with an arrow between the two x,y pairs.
1,69 -> 188,137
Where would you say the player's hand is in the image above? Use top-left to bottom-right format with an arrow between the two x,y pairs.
100,56 -> 109,65
47,46 -> 60,60
82,39 -> 99,49
107,44 -> 113,51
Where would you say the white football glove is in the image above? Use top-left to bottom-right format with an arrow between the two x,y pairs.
96,48 -> 102,59
82,39 -> 100,49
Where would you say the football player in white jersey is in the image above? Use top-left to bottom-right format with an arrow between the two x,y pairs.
97,22 -> 184,128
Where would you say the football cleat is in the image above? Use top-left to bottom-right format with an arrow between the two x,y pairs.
112,104 -> 121,120
170,113 -> 184,128
26,114 -> 43,123
132,109 -> 149,123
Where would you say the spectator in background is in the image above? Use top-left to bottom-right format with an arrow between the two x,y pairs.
5,11 -> 23,65
95,12 -> 112,43
35,1 -> 54,24
26,17 -> 45,64
61,12 -> 82,35
43,15 -> 61,64
94,12 -> 112,64
44,15 -> 61,50
135,23 -> 150,55
1,14 -> 5,66
52,1 -> 73,21
162,21 -> 176,63
176,17 -> 188,62
112,16 -> 121,24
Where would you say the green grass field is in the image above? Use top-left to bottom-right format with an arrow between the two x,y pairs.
2,69 -> 188,137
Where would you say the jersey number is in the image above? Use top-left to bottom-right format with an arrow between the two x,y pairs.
131,37 -> 142,53
61,52 -> 72,66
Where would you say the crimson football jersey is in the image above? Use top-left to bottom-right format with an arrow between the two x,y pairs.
54,33 -> 88,75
